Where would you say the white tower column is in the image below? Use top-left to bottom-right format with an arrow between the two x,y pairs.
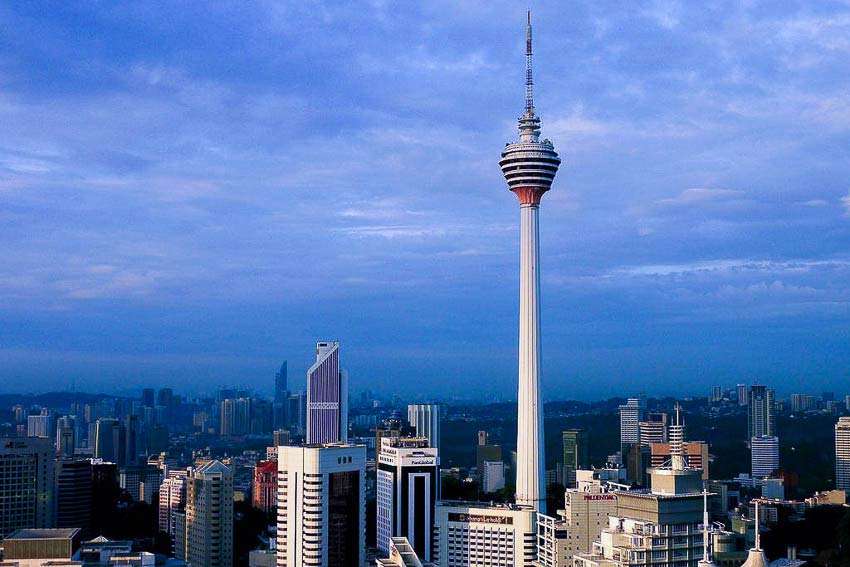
516,202 -> 545,512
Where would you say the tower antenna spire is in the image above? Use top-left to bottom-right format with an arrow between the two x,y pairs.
525,9 -> 534,115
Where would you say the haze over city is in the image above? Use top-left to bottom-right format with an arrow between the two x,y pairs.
1,2 -> 849,398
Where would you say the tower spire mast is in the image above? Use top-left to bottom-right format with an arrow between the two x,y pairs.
499,11 -> 560,514
526,9 -> 534,115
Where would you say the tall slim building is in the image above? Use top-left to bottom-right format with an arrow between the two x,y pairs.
306,342 -> 349,444
619,397 -> 645,449
252,460 -> 278,514
748,385 -> 776,441
376,437 -> 439,561
407,403 -> 440,450
159,470 -> 188,543
562,429 -> 589,488
55,458 -> 93,536
751,435 -> 779,478
639,413 -> 669,446
220,398 -> 252,436
0,436 -> 55,537
837,417 -> 850,491
498,10 -> 560,514
276,443 -> 366,567
56,415 -> 76,457
275,361 -> 288,403
737,384 -> 748,406
181,460 -> 233,567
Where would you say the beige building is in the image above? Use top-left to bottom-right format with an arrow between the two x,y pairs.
535,479 -> 620,567
650,442 -> 709,480
176,460 -> 233,567
433,502 -> 537,567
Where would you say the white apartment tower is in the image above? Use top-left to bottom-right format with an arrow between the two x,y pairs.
181,460 -> 233,567
306,342 -> 349,445
159,469 -> 188,543
376,437 -> 439,561
498,8 -> 560,516
619,397 -> 645,448
407,404 -> 440,450
836,417 -> 850,490
276,443 -> 366,567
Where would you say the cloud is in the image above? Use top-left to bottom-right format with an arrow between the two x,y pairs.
843,191 -> 850,216
655,188 -> 746,207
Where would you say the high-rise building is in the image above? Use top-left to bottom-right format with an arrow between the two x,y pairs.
179,460 -> 233,567
498,11 -> 560,514
142,388 -> 155,408
276,443 -> 366,567
275,360 -> 288,403
639,413 -> 669,446
54,458 -> 93,536
56,415 -> 76,457
407,403 -> 440,450
618,397 -> 645,449
535,478 -> 619,567
0,436 -> 56,537
482,460 -> 507,493
252,460 -> 278,515
710,386 -> 722,403
306,342 -> 349,445
737,384 -> 748,406
751,435 -> 779,478
94,418 -> 125,465
287,391 -> 307,435
220,398 -> 252,436
748,385 -> 776,442
433,502 -> 537,567
836,417 -> 850,491
376,437 -> 439,561
124,414 -> 142,466
791,394 -> 818,413
561,429 -> 589,488
574,421 -> 705,567
27,410 -> 53,438
159,470 -> 187,544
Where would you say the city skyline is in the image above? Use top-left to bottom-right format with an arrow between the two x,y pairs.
2,3 -> 850,398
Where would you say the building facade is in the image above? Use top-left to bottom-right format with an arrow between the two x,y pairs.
252,460 -> 278,514
407,404 -> 440,450
751,436 -> 779,478
306,342 -> 348,445
0,436 -> 55,537
276,443 -> 366,567
562,430 -> 589,488
619,398 -> 645,449
836,417 -> 850,490
747,386 -> 776,442
181,460 -> 234,567
434,502 -> 537,567
55,458 -> 93,535
376,437 -> 439,561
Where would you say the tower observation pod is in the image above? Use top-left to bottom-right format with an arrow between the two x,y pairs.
499,11 -> 560,514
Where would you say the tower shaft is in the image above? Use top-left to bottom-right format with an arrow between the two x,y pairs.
516,202 -> 545,512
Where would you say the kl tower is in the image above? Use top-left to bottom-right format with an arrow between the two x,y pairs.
499,11 -> 560,514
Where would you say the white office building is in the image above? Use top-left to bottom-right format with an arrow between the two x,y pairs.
276,443 -> 366,567
433,502 -> 537,567
482,460 -> 506,494
618,398 -> 645,448
376,437 -> 439,561
407,404 -> 440,450
751,436 -> 779,478
836,417 -> 850,490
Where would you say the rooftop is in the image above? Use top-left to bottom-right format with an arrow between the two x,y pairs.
6,529 -> 80,540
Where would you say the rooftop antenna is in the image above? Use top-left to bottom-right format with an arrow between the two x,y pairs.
754,500 -> 761,550
525,9 -> 534,115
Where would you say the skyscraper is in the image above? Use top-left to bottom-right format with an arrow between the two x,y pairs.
56,415 -> 76,457
737,384 -> 748,406
751,435 -> 779,477
376,437 -> 439,561
306,342 -> 348,444
748,385 -> 776,442
180,460 -> 233,567
562,429 -> 589,488
275,361 -> 288,403
220,398 -> 252,436
55,458 -> 93,535
639,412 -> 669,446
619,397 -> 645,449
27,410 -> 53,438
498,10 -> 560,514
836,417 -> 850,490
159,470 -> 187,545
0,436 -> 55,537
276,443 -> 366,567
407,403 -> 440,450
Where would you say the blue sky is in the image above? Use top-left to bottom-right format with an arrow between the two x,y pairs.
1,1 -> 849,400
